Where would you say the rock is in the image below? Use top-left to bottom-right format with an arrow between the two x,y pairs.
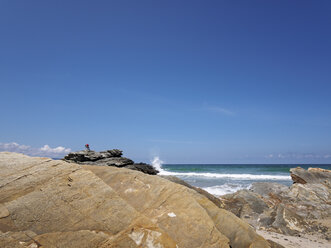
0,205 -> 10,219
267,239 -> 286,248
271,204 -> 308,235
89,157 -> 134,167
220,190 -> 269,228
64,149 -> 158,175
220,167 -> 331,240
126,163 -> 159,175
290,167 -> 331,184
0,152 -> 270,248
250,182 -> 289,198
64,149 -> 132,165
286,183 -> 331,219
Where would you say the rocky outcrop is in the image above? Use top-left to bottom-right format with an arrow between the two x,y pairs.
290,167 -> 331,185
0,152 -> 271,248
64,149 -> 159,175
220,168 -> 331,240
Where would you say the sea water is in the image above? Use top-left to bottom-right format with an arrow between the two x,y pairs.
152,157 -> 331,196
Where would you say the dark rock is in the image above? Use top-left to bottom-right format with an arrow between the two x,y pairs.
106,149 -> 123,157
87,157 -> 134,167
125,163 -> 159,175
64,149 -> 124,162
64,149 -> 158,175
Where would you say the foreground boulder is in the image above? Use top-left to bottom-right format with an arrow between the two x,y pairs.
64,149 -> 158,175
0,152 -> 270,248
220,167 -> 331,240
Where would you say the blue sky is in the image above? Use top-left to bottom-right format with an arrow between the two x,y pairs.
1,0 -> 331,163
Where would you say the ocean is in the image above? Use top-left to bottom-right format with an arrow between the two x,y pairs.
151,157 -> 331,196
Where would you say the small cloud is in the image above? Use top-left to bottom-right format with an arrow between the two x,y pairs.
40,145 -> 70,154
265,152 -> 331,160
200,105 -> 235,116
0,142 -> 71,158
148,139 -> 201,145
208,107 -> 234,115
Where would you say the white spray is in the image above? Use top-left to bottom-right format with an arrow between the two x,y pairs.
151,156 -> 165,173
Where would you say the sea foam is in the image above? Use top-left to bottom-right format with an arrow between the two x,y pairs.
202,184 -> 250,196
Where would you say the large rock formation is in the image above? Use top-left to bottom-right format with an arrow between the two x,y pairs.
220,167 -> 331,240
0,152 -> 271,248
64,149 -> 159,175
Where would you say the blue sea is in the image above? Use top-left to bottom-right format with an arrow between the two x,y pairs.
152,158 -> 331,196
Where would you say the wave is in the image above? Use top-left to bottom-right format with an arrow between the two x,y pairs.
158,170 -> 291,180
151,156 -> 291,180
202,184 -> 251,196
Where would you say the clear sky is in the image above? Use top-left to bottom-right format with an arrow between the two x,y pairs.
1,0 -> 331,163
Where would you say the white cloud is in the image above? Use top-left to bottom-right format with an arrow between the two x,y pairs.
265,152 -> 331,160
0,142 -> 71,158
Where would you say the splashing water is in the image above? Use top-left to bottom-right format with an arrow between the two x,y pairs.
151,156 -> 165,173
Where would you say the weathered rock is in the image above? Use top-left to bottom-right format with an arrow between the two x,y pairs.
0,152 -> 270,248
271,204 -> 309,235
250,182 -> 289,198
221,190 -> 269,228
64,149 -> 159,175
220,167 -> 331,240
290,167 -> 331,185
287,183 -> 331,219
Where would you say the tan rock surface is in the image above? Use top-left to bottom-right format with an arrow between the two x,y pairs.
0,152 -> 270,248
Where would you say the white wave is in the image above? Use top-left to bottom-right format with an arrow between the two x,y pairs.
202,184 -> 250,196
158,171 -> 291,180
151,157 -> 291,180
